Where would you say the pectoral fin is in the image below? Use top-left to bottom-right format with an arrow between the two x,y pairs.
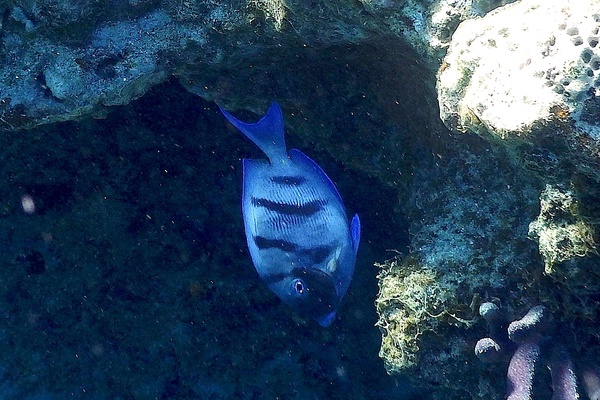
350,214 -> 360,255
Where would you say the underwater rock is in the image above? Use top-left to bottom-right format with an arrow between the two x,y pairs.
375,123 -> 599,400
0,0 -> 393,130
428,7 -> 600,397
375,131 -> 544,399
0,0 -> 519,131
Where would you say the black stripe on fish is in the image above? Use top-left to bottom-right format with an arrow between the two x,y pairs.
254,236 -> 298,252
255,235 -> 334,265
252,197 -> 326,217
300,245 -> 334,264
270,176 -> 307,186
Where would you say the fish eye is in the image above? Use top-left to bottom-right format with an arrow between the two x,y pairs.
292,278 -> 305,295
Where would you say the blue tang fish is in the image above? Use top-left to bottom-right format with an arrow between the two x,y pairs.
220,102 -> 360,327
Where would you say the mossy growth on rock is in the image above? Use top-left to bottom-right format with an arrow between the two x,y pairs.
528,184 -> 598,276
375,254 -> 476,375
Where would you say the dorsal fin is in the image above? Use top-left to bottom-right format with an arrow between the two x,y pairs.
219,102 -> 287,164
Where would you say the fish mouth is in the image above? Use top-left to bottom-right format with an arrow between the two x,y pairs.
291,267 -> 340,321
261,267 -> 334,285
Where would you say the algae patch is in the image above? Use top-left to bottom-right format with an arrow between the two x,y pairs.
375,255 -> 472,374
528,184 -> 597,275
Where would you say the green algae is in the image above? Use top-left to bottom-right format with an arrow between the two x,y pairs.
376,254 -> 476,374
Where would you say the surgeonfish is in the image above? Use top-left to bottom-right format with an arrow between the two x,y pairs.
220,102 -> 360,327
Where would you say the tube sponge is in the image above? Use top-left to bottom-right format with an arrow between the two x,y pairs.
506,340 -> 540,400
507,305 -> 549,344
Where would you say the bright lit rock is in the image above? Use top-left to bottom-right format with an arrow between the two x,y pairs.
438,0 -> 600,139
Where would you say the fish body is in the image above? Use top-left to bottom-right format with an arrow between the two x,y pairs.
220,102 -> 360,327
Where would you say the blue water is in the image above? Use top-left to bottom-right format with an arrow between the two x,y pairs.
0,81 -> 416,399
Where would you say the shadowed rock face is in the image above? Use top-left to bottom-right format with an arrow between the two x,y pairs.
0,0 -> 515,131
0,0 -> 386,130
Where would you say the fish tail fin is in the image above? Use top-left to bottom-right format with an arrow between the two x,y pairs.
220,102 -> 287,163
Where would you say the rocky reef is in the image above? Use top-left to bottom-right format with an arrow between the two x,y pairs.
0,0 -> 599,399
376,0 -> 600,399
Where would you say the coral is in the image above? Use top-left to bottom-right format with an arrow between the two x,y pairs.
438,0 -> 600,137
474,337 -> 502,363
582,366 -> 600,400
475,303 -> 595,400
506,341 -> 541,400
506,305 -> 550,343
528,184 -> 597,275
428,0 -> 516,53
432,9 -> 600,397
437,0 -> 600,190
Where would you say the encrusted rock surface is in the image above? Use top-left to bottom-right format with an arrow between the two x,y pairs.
437,0 -> 600,182
0,0 -> 514,131
378,0 -> 600,398
376,131 -> 544,399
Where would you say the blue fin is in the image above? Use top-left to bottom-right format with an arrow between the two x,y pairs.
350,214 -> 360,255
219,102 -> 287,164
318,311 -> 336,327
288,148 -> 344,205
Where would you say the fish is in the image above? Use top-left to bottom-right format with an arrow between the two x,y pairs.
220,102 -> 360,327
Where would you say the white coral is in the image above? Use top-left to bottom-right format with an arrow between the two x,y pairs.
438,0 -> 600,139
